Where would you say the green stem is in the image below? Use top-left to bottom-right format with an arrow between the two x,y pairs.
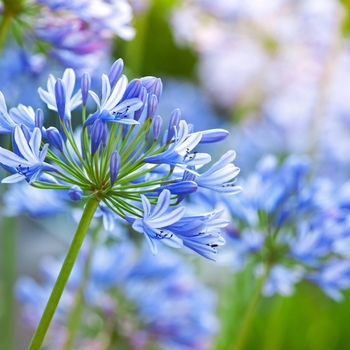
61,221 -> 102,350
0,10 -> 13,53
0,215 -> 17,350
27,197 -> 100,350
231,268 -> 269,350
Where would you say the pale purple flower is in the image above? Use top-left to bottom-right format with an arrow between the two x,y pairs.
0,126 -> 55,184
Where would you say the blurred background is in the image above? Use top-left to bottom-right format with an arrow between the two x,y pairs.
2,0 -> 350,349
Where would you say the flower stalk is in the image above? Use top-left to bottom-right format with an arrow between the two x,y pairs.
27,197 -> 100,350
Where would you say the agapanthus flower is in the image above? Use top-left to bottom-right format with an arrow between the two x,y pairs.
38,68 -> 82,119
0,126 -> 55,183
0,58 -> 239,259
221,154 -> 350,300
16,241 -> 219,349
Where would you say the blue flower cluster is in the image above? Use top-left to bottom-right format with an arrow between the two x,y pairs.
16,241 -> 218,349
222,154 -> 350,300
0,58 -> 241,260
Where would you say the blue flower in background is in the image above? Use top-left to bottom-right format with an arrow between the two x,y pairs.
221,154 -> 350,300
16,241 -> 219,349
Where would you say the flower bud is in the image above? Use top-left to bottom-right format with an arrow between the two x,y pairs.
199,129 -> 229,143
122,79 -> 142,100
147,94 -> 158,119
134,87 -> 147,121
91,119 -> 104,155
110,151 -> 121,185
55,79 -> 66,120
153,115 -> 163,140
46,127 -> 64,152
68,185 -> 84,201
35,108 -> 44,129
81,72 -> 91,104
108,59 -> 124,87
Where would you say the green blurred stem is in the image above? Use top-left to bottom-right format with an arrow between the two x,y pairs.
27,197 -> 100,350
61,221 -> 102,350
0,216 -> 17,350
231,267 -> 269,350
0,10 -> 13,53
0,0 -> 25,53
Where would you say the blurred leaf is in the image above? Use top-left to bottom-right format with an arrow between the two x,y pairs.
115,0 -> 197,79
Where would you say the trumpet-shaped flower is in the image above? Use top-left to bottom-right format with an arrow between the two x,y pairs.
85,74 -> 142,126
38,68 -> 82,119
144,120 -> 211,170
128,190 -> 186,255
0,126 -> 55,184
185,150 -> 241,195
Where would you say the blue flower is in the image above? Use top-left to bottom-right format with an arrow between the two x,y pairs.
166,209 -> 228,260
85,74 -> 143,126
144,120 -> 211,170
185,150 -> 241,195
127,189 -> 186,255
16,241 -> 219,349
0,126 -> 55,183
38,68 -> 82,119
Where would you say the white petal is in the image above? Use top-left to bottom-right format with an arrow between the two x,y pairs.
62,69 -> 76,99
149,189 -> 170,219
100,74 -> 111,108
29,128 -> 42,160
14,127 -> 37,163
103,75 -> 128,111
140,194 -> 151,217
0,147 -> 31,167
1,173 -> 25,183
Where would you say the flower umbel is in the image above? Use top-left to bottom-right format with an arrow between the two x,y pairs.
0,59 -> 240,259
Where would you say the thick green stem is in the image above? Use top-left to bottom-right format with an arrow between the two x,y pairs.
27,197 -> 100,350
231,269 -> 268,350
61,222 -> 102,350
0,215 -> 17,350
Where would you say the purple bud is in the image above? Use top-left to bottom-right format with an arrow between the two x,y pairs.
152,115 -> 163,140
46,126 -> 64,152
122,79 -> 142,100
153,78 -> 163,100
108,59 -> 124,87
199,129 -> 230,143
81,72 -> 91,104
68,185 -> 84,202
35,108 -> 44,129
147,94 -> 158,119
91,119 -> 104,155
167,108 -> 181,142
55,79 -> 66,120
156,181 -> 198,195
101,121 -> 109,146
140,76 -> 157,92
134,87 -> 147,121
110,151 -> 120,185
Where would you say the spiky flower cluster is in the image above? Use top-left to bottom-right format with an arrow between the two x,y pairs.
0,58 -> 241,259
223,154 -> 350,300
